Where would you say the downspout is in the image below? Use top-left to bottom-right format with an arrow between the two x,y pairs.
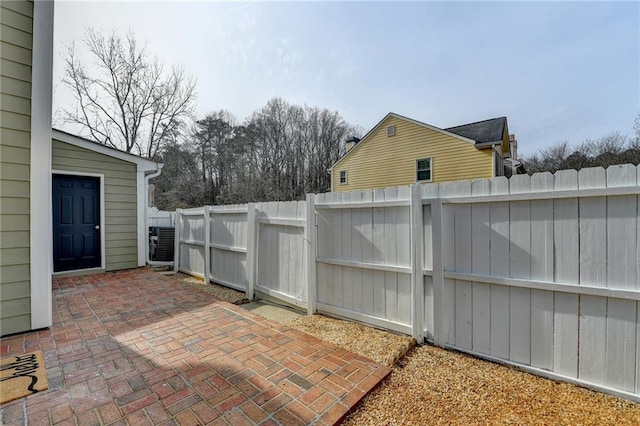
145,164 -> 173,267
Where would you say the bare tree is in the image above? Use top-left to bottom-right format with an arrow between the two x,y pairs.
61,28 -> 197,158
632,113 -> 640,148
243,98 -> 359,200
193,110 -> 237,204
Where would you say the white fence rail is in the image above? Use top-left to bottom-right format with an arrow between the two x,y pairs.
148,207 -> 176,227
173,164 -> 640,401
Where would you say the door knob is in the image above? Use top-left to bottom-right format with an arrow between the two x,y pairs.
95,225 -> 100,230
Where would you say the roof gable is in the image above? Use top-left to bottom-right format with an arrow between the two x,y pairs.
331,112 -> 475,170
52,129 -> 162,172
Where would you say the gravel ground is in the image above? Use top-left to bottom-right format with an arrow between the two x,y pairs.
172,272 -> 247,304
342,343 -> 640,425
286,315 -> 415,366
168,272 -> 640,425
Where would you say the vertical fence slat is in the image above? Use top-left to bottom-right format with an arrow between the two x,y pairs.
605,164 -> 638,392
269,202 -> 279,292
306,195 -> 316,314
342,192 -> 357,312
554,169 -> 580,378
422,183 -> 438,342
384,187 -> 399,323
607,164 -> 638,291
316,193 -> 329,307
204,206 -> 211,285
411,184 -> 425,342
397,186 -> 412,270
247,203 -> 256,300
453,181 -> 472,350
278,202 -> 290,295
489,177 -> 510,359
332,193 -> 344,308
578,167 -> 607,383
372,189 -> 386,318
361,190 -> 374,317
431,196 -> 445,347
509,174 -> 532,365
397,186 -> 412,326
530,172 -> 554,371
295,201 -> 306,301
440,181 -> 456,345
284,202 -> 296,298
606,299 -> 637,392
471,178 -> 491,355
173,209 -> 182,272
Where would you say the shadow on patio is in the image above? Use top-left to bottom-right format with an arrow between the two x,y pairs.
0,268 -> 390,425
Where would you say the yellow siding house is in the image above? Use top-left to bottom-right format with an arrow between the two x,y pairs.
330,113 -> 520,192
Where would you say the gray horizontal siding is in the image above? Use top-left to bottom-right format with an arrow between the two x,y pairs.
1,127 -> 30,147
1,41 -> 32,65
52,139 -> 139,272
0,214 -> 29,231
0,5 -> 33,32
0,0 -> 33,336
1,1 -> 34,18
0,231 -> 29,248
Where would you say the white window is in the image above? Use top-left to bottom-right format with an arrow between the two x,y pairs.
339,170 -> 348,185
416,158 -> 432,182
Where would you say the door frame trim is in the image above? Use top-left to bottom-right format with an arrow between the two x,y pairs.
30,0 -> 55,332
51,170 -> 106,273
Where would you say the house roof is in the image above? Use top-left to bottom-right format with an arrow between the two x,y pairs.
52,129 -> 162,172
445,117 -> 507,147
330,112 -> 476,171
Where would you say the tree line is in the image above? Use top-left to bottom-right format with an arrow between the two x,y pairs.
152,99 -> 359,209
523,116 -> 640,174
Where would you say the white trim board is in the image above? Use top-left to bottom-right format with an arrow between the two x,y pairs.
52,129 -> 162,172
51,171 -> 107,271
137,171 -> 146,266
30,0 -> 55,330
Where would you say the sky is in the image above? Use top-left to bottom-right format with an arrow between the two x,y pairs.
52,1 -> 640,157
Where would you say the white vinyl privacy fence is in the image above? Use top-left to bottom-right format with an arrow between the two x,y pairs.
174,164 -> 640,401
174,202 -> 308,307
148,207 -> 176,227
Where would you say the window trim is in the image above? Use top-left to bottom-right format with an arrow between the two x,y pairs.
339,170 -> 348,185
415,157 -> 433,182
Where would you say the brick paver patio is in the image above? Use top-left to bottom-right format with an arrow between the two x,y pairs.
0,269 -> 390,425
